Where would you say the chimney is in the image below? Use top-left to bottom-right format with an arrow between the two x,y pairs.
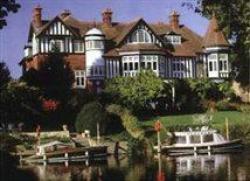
102,8 -> 113,26
169,10 -> 180,30
61,9 -> 71,19
32,5 -> 42,28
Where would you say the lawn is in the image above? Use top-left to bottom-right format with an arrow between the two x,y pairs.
142,111 -> 250,128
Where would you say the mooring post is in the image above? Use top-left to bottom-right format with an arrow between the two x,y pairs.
43,154 -> 47,161
97,122 -> 100,145
208,146 -> 211,156
157,130 -> 161,153
154,120 -> 161,153
225,118 -> 229,140
65,152 -> 68,159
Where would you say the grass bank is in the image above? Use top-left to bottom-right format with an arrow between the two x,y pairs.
142,111 -> 250,143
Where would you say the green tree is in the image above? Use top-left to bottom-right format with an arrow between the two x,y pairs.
0,0 -> 21,29
0,81 -> 42,128
75,101 -> 108,135
21,49 -> 75,127
105,70 -> 164,112
188,78 -> 222,101
182,0 -> 250,85
0,62 -> 11,90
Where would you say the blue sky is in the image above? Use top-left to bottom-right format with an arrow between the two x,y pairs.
0,0 -> 209,78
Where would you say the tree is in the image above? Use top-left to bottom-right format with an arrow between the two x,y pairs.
105,70 -> 164,112
182,0 -> 250,85
0,81 -> 42,128
0,0 -> 21,29
75,101 -> 108,135
188,78 -> 222,101
0,62 -> 11,90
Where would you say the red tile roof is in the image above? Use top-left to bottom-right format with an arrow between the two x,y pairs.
203,15 -> 229,48
28,12 -> 227,58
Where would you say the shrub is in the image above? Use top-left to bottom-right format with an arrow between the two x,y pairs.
106,104 -> 145,139
215,99 -> 236,111
0,133 -> 20,152
238,104 -> 250,113
75,101 -> 108,136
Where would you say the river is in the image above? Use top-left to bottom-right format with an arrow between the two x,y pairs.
19,149 -> 250,181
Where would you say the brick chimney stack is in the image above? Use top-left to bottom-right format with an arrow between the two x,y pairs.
169,10 -> 180,30
61,9 -> 71,19
32,5 -> 42,28
102,8 -> 113,26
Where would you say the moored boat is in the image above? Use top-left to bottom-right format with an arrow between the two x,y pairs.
154,127 -> 243,155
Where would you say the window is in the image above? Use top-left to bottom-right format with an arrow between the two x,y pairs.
147,62 -> 151,69
153,62 -> 157,70
131,29 -> 152,43
141,62 -> 145,69
175,136 -> 186,144
49,39 -> 64,52
74,70 -> 85,88
86,40 -> 103,49
190,135 -> 201,144
129,62 -> 133,71
124,63 -> 128,71
219,54 -> 228,71
135,62 -> 139,70
74,40 -> 84,52
209,62 -> 213,71
165,35 -> 181,44
203,134 -> 213,142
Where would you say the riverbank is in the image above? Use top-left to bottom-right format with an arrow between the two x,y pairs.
142,111 -> 250,144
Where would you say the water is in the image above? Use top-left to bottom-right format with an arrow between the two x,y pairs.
20,150 -> 250,181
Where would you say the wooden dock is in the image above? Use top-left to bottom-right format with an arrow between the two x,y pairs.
20,146 -> 108,164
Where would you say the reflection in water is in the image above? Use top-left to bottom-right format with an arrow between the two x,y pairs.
20,151 -> 250,181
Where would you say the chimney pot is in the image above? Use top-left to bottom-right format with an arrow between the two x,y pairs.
102,8 -> 113,26
33,5 -> 42,28
169,10 -> 180,30
61,9 -> 71,19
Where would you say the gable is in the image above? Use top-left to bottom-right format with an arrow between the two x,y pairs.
119,19 -> 164,47
36,17 -> 78,37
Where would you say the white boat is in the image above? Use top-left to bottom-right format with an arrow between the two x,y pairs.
154,127 -> 243,155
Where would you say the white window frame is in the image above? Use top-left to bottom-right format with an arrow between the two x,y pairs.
74,40 -> 84,53
49,39 -> 64,52
131,29 -> 152,43
74,70 -> 85,88
165,35 -> 181,44
219,54 -> 228,71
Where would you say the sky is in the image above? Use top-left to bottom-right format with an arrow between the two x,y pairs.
0,0 -> 209,78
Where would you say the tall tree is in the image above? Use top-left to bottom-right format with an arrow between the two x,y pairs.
0,61 -> 11,90
21,48 -> 75,126
0,0 -> 21,29
182,0 -> 250,85
0,81 -> 42,127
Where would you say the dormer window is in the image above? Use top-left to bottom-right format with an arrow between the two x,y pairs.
165,35 -> 181,45
130,29 -> 152,43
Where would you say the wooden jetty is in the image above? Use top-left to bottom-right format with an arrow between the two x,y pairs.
20,142 -> 108,164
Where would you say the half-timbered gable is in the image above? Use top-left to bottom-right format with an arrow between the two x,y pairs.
121,19 -> 163,47
35,17 -> 84,54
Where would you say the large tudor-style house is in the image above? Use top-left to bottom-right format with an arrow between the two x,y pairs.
20,6 -> 230,92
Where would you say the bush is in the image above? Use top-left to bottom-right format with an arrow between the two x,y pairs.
215,99 -> 236,111
0,133 -> 20,152
238,104 -> 250,113
106,104 -> 145,139
75,101 -> 108,136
